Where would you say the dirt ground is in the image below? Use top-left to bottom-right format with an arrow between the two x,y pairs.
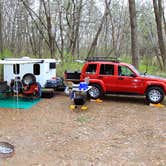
0,92 -> 166,166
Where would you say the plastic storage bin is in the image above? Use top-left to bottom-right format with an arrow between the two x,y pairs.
79,82 -> 88,90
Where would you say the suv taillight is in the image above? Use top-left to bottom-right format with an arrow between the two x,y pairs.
64,71 -> 67,79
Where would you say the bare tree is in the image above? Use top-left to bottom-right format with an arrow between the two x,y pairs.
153,0 -> 166,68
0,0 -> 3,54
42,0 -> 55,58
128,0 -> 139,68
163,5 -> 166,35
20,0 -> 56,58
87,0 -> 111,57
0,0 -> 165,72
64,0 -> 83,56
71,0 -> 83,56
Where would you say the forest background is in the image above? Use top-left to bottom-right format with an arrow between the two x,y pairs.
0,0 -> 165,76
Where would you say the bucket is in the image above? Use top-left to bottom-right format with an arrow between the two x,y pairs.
74,96 -> 85,105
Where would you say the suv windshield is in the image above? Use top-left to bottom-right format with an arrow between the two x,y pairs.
129,64 -> 140,75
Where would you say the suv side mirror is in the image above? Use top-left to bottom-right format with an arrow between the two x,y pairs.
130,73 -> 136,77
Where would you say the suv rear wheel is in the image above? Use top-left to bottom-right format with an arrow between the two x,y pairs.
88,84 -> 103,99
146,86 -> 164,104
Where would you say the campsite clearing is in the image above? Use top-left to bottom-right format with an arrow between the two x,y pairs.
0,93 -> 166,166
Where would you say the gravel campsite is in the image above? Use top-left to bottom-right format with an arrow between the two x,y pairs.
1,0 -> 166,165
0,92 -> 165,166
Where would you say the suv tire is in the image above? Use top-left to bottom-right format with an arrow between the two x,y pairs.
146,86 -> 164,104
88,84 -> 103,99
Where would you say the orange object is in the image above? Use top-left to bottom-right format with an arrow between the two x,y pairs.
91,98 -> 103,103
96,99 -> 103,103
70,105 -> 76,110
150,103 -> 164,107
81,106 -> 88,110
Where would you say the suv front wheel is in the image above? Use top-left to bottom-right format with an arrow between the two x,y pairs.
146,86 -> 164,104
88,84 -> 103,99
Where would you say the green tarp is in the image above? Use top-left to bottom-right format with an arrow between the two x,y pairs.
0,97 -> 41,109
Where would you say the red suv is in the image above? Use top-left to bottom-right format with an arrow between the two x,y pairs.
65,57 -> 166,104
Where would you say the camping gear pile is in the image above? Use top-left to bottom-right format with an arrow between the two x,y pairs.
65,78 -> 91,110
0,74 -> 41,99
21,74 -> 41,98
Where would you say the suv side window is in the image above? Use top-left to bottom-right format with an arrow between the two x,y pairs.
118,65 -> 134,76
100,64 -> 114,75
86,64 -> 97,74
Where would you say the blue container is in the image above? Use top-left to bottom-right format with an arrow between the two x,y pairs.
79,82 -> 88,90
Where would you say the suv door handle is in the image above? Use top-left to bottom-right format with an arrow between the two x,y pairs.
118,77 -> 124,80
98,76 -> 103,79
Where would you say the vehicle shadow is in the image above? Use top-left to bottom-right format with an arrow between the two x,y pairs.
103,94 -> 147,105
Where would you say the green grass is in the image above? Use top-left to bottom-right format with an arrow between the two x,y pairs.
0,49 -> 13,59
0,51 -> 165,78
139,64 -> 158,74
120,56 -> 132,63
56,55 -> 83,76
56,56 -> 166,78
139,59 -> 166,77
76,115 -> 91,123
119,56 -> 166,78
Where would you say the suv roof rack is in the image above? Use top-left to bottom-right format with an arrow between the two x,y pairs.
85,56 -> 120,63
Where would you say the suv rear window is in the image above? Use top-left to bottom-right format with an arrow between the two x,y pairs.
100,64 -> 114,75
86,64 -> 97,74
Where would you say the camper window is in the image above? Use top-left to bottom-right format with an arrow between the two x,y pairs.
49,62 -> 56,69
13,64 -> 20,74
33,64 -> 40,75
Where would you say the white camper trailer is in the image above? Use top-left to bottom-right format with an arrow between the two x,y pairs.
0,57 -> 63,89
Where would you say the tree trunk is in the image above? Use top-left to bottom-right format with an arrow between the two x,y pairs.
42,0 -> 55,58
71,0 -> 83,56
38,0 -> 43,58
153,0 -> 166,68
163,8 -> 166,35
87,0 -> 111,57
0,1 -> 3,54
57,0 -> 64,61
108,10 -> 116,57
128,0 -> 139,68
